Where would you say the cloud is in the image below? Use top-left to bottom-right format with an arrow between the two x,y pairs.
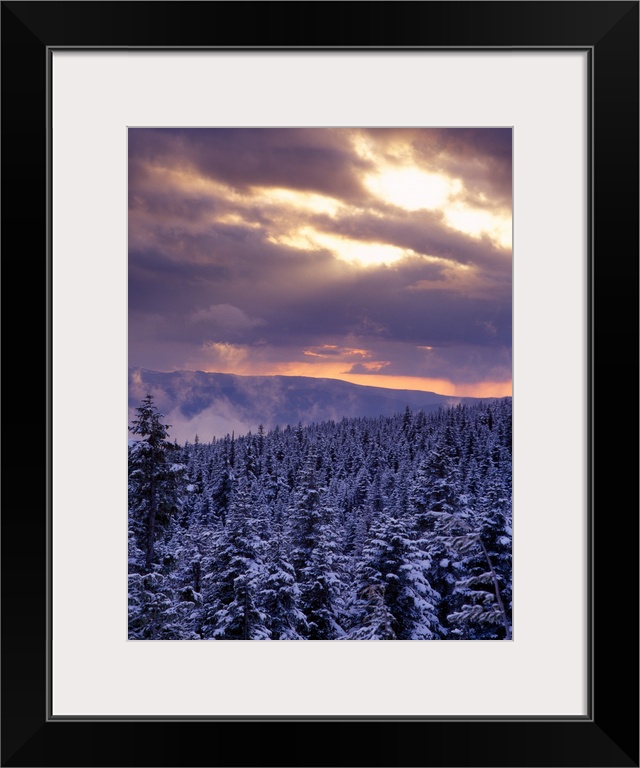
129,399 -> 257,444
128,128 -> 512,396
202,341 -> 251,368
188,304 -> 265,330
129,127 -> 371,202
346,361 -> 391,374
304,344 -> 370,359
358,127 -> 513,210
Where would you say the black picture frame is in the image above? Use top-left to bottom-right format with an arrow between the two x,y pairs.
2,2 -> 637,766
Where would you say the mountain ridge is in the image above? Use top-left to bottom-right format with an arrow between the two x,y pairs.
128,367 -> 507,443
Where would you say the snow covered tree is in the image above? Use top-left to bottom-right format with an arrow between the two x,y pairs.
201,477 -> 269,640
428,495 -> 511,640
128,570 -> 175,639
345,584 -> 397,640
126,396 -> 512,641
260,537 -> 307,639
434,402 -> 512,639
410,441 -> 464,631
288,447 -> 323,577
346,511 -> 443,640
300,518 -> 347,639
160,522 -> 213,639
128,394 -> 183,570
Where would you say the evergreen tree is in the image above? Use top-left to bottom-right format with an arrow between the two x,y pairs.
410,441 -> 463,632
347,512 -> 443,640
128,394 -> 183,570
301,518 -> 347,639
161,523 -> 213,639
444,464 -> 512,639
202,477 -> 269,640
260,537 -> 307,640
126,397 -> 512,641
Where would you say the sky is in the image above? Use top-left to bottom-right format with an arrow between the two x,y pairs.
129,127 -> 512,398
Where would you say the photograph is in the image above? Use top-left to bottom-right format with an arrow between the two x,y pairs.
127,127 -> 513,641
2,0 -> 636,763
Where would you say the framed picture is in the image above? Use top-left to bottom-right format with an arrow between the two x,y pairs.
3,1 -> 637,766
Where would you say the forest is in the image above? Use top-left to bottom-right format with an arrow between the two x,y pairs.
128,395 -> 512,640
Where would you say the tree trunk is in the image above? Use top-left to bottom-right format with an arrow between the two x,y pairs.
145,473 -> 156,570
477,535 -> 511,640
243,588 -> 249,640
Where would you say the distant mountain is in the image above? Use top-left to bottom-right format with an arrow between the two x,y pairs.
128,367 -> 501,443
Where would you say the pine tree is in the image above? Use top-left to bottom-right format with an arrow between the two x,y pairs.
443,462 -> 512,639
126,398 -> 512,641
202,476 -> 269,640
128,570 -> 175,639
161,522 -> 213,639
347,511 -> 443,640
260,537 -> 307,640
301,518 -> 347,639
410,440 -> 463,632
128,394 -> 183,570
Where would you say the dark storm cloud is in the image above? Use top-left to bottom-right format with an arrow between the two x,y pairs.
130,186 -> 217,224
130,127 -> 371,201
130,230 -> 510,352
267,273 -> 511,349
129,221 -> 509,351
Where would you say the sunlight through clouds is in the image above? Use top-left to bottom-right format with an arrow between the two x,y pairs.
129,127 -> 512,397
445,204 -> 512,249
364,167 -> 462,211
256,187 -> 342,216
268,226 -> 416,267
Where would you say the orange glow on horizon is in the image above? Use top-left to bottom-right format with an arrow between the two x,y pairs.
200,359 -> 511,399
332,373 -> 512,398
